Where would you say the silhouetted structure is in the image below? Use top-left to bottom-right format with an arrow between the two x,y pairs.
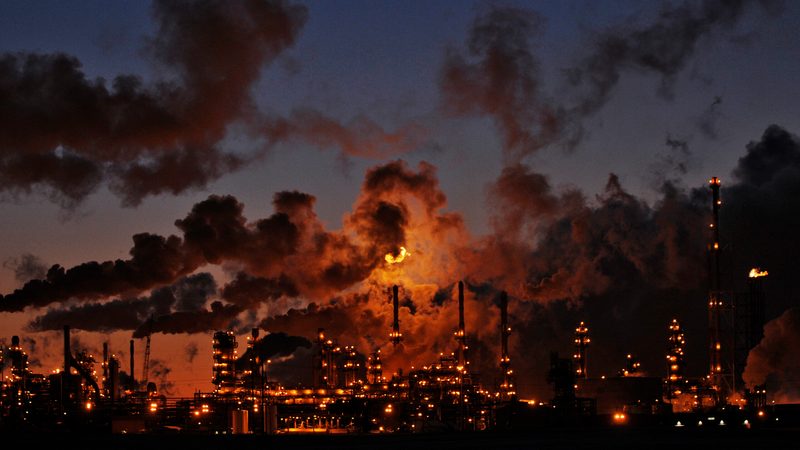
573,321 -> 590,379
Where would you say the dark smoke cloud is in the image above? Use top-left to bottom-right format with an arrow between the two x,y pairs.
0,205 -> 258,312
723,125 -> 800,309
469,163 -> 711,394
0,192 -> 313,312
0,0 -> 308,206
221,272 -> 298,309
743,307 -> 800,403
27,273 -> 217,333
566,1 -> 773,112
134,301 -> 241,338
148,358 -> 175,395
441,6 -> 570,161
469,124 -> 800,397
15,160 -> 450,334
478,166 -> 708,302
262,109 -> 429,159
3,253 -> 48,283
236,331 -> 311,366
1,233 -> 194,312
1,1 -> 426,208
175,194 -> 299,272
442,2 -> 775,160
260,299 -> 379,341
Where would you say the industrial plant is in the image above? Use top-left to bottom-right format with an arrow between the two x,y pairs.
0,177 -> 795,435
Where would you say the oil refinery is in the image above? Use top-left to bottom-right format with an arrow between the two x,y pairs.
0,177 -> 797,436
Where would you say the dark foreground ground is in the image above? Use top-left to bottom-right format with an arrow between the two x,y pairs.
4,427 -> 799,450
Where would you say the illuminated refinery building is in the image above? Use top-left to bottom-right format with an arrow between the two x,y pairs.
212,330 -> 240,394
313,328 -> 341,389
666,319 -> 685,397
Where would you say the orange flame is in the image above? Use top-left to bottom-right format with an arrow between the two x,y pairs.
749,268 -> 768,278
385,246 -> 410,265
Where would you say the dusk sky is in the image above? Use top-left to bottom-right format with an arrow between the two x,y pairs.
1,0 -> 799,399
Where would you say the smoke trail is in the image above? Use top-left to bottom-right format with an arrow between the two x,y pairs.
0,1 -> 307,206
185,341 -> 199,364
3,253 -> 48,283
236,331 -> 311,365
442,1 -> 776,160
26,273 -> 217,332
0,0 -> 428,208
440,5 -> 570,161
566,0 -> 774,113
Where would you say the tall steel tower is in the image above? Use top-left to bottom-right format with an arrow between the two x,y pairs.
707,176 -> 734,401
574,321 -> 590,379
498,291 -> 515,399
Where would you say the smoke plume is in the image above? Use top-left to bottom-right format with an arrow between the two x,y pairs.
0,0 -> 427,208
442,1 -> 776,160
148,358 -> 175,395
440,6 -> 569,161
185,341 -> 199,364
3,253 -> 48,283
743,308 -> 800,403
236,331 -> 311,365
0,0 -> 307,206
26,272 -> 218,333
566,1 -> 773,112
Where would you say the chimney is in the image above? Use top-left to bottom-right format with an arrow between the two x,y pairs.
390,285 -> 401,344
129,339 -> 135,384
103,342 -> 109,384
63,325 -> 70,375
455,281 -> 467,368
458,281 -> 465,333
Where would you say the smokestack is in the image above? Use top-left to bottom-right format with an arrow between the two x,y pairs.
455,281 -> 467,369
63,325 -> 70,375
103,342 -> 109,385
458,281 -> 465,332
390,285 -> 401,345
129,339 -> 135,386
109,357 -> 118,403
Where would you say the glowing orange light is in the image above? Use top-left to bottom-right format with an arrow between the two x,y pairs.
384,246 -> 410,264
613,412 -> 627,424
749,268 -> 768,278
